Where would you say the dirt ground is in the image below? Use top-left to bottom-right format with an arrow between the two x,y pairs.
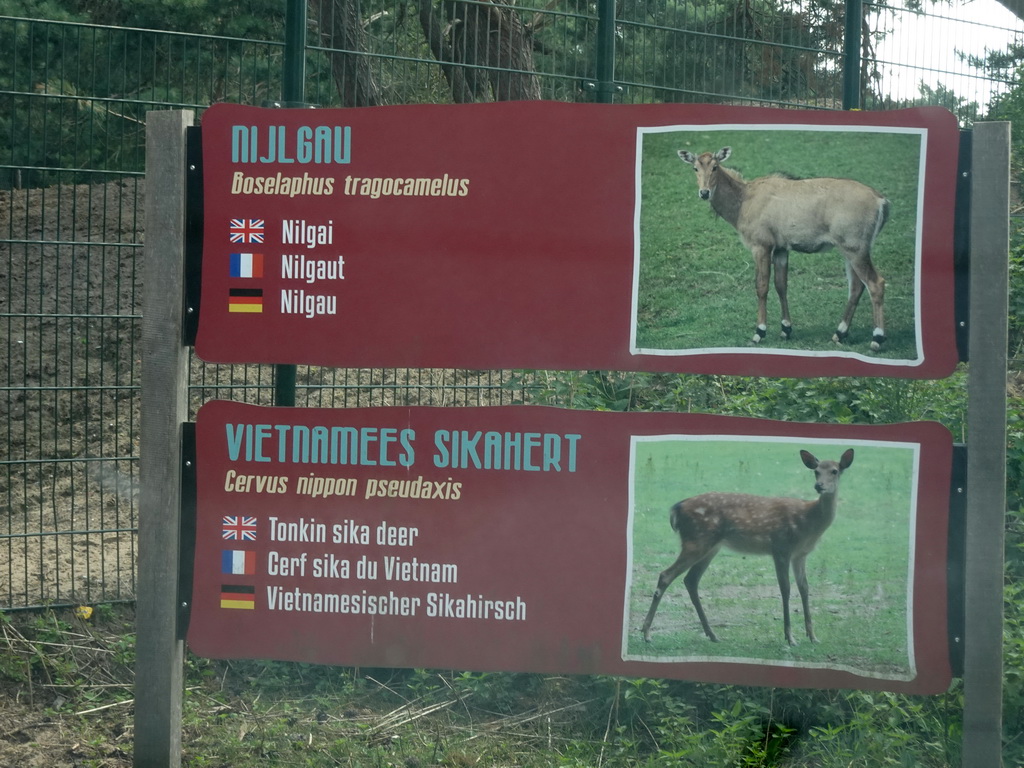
2,179 -> 144,610
1,180 -> 141,765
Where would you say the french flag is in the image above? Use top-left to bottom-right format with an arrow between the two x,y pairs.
230,253 -> 264,278
221,550 -> 256,576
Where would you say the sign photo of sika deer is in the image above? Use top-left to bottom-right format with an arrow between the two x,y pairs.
622,436 -> 919,681
631,127 -> 924,365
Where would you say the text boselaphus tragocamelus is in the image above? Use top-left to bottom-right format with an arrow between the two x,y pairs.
640,448 -> 854,646
678,147 -> 889,350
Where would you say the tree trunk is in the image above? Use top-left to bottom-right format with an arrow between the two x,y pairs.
419,0 -> 541,102
449,0 -> 542,100
417,0 -> 480,103
309,0 -> 387,106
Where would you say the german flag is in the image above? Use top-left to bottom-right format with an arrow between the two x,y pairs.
220,584 -> 256,609
228,288 -> 263,313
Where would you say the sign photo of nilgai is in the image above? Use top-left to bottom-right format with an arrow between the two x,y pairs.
187,401 -> 953,694
632,128 -> 923,362
192,102 -> 960,379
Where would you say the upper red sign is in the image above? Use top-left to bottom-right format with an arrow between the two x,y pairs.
194,102 -> 960,378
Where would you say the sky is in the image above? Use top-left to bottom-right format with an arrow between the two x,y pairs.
873,0 -> 1023,111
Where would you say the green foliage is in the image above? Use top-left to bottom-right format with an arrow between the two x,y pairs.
617,0 -> 845,105
54,0 -> 285,37
984,54 -> 1024,369
514,368 -> 966,438
910,83 -> 981,126
1003,559 -> 1024,765
0,608 -> 970,766
0,5 -> 285,187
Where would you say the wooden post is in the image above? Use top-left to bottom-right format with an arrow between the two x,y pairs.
135,109 -> 193,768
963,121 -> 1010,768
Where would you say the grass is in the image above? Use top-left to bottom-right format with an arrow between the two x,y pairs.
0,605 -> 965,766
633,128 -> 923,359
623,438 -> 914,678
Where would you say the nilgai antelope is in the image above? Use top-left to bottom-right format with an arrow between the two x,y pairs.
640,449 -> 855,646
678,147 -> 889,350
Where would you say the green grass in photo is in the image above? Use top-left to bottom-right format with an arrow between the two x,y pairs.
634,129 -> 922,359
625,438 -> 915,678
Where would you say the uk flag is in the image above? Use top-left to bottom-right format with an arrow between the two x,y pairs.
229,219 -> 265,244
222,516 -> 257,541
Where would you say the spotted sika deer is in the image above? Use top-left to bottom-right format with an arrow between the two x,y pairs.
640,449 -> 855,646
678,147 -> 889,350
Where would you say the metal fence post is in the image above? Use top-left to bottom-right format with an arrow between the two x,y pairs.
594,0 -> 618,103
962,121 -> 1010,768
843,0 -> 863,109
274,0 -> 308,407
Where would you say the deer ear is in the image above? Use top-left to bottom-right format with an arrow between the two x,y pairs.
678,150 -> 696,165
840,449 -> 855,469
715,147 -> 732,161
800,450 -> 818,469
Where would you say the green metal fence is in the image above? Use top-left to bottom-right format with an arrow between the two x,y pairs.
1,1 -> 1021,610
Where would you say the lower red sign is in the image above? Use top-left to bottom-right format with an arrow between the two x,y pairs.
189,402 -> 953,693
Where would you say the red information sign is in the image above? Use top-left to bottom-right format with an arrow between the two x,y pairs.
194,102 -> 960,378
189,401 -> 953,693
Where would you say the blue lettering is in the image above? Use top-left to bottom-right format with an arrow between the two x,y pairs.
400,429 -> 416,467
231,124 -> 351,164
523,433 -> 541,471
225,423 -> 245,461
290,425 -> 310,462
274,424 -> 291,461
433,430 -> 451,468
566,434 -> 581,472
276,126 -> 293,163
311,426 -> 330,463
378,428 -> 397,467
231,126 -> 258,163
254,424 -> 272,462
296,126 -> 313,163
459,431 -> 482,469
359,427 -> 378,466
543,433 -> 561,471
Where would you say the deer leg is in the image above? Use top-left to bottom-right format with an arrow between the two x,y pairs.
772,552 -> 796,646
773,249 -> 792,339
641,547 -> 705,642
836,253 -> 886,350
751,245 -> 772,344
683,551 -> 721,642
792,553 -> 817,642
853,258 -> 886,350
833,260 -> 865,344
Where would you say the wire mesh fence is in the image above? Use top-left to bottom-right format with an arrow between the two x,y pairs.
1,1 -> 1021,609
